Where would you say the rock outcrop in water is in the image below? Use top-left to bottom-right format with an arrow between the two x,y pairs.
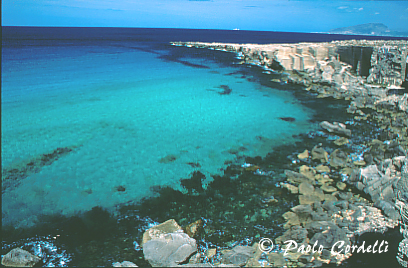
141,219 -> 198,267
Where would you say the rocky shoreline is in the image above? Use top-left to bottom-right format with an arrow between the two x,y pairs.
133,40 -> 407,267
2,39 -> 408,267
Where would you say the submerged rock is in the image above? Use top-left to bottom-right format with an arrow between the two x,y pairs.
1,248 -> 41,267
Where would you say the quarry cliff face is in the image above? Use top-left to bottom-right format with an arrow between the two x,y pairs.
173,40 -> 407,88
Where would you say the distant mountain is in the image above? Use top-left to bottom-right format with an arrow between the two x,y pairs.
327,23 -> 408,37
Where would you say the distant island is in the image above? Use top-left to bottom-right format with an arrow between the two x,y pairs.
327,23 -> 408,37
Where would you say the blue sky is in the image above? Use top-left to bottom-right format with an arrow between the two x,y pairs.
2,0 -> 408,33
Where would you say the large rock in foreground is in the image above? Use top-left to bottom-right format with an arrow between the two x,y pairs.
1,248 -> 41,267
143,232 -> 197,267
142,219 -> 197,267
142,219 -> 183,245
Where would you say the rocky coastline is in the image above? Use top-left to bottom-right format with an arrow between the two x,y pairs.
133,40 -> 408,267
2,39 -> 408,267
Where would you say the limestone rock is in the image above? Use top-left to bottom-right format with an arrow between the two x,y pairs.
299,182 -> 315,195
113,261 -> 138,267
276,225 -> 308,245
184,219 -> 203,238
267,252 -> 285,267
297,150 -> 309,160
315,165 -> 330,173
311,145 -> 329,163
291,204 -> 313,215
321,184 -> 337,193
324,194 -> 338,202
299,194 -> 322,205
143,232 -> 197,267
334,137 -> 349,146
299,165 -> 316,180
285,170 -> 314,185
283,211 -> 301,228
281,183 -> 299,194
353,160 -> 366,166
206,248 -> 217,259
319,121 -> 351,137
142,219 -> 183,245
316,174 -> 333,185
221,245 -> 255,266
330,149 -> 348,168
1,248 -> 41,267
310,225 -> 349,249
336,182 -> 347,191
241,244 -> 262,267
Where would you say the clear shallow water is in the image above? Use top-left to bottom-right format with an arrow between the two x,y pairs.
2,27 -> 316,227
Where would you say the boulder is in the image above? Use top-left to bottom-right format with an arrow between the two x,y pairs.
221,246 -> 255,267
1,248 -> 41,267
299,195 -> 322,205
319,121 -> 351,137
299,165 -> 316,180
267,252 -> 285,267
310,225 -> 349,249
299,182 -> 315,195
336,182 -> 347,191
283,211 -> 301,228
285,170 -> 314,185
315,165 -> 330,173
329,149 -> 348,168
143,232 -> 197,267
320,184 -> 337,193
334,137 -> 349,146
311,145 -> 329,163
298,150 -> 309,160
281,183 -> 299,194
276,225 -> 308,245
113,261 -> 138,267
142,219 -> 183,245
184,219 -> 203,238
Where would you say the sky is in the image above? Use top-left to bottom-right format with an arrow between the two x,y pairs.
2,0 -> 408,33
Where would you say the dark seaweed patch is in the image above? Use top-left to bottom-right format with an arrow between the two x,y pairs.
158,154 -> 178,163
217,85 -> 232,95
280,117 -> 296,122
187,162 -> 201,168
2,146 -> 79,192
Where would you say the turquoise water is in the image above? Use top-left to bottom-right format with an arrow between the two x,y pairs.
2,32 -> 313,228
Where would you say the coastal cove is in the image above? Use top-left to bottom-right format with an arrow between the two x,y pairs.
1,27 -> 408,267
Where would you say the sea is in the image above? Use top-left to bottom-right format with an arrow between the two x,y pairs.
1,27 -> 404,267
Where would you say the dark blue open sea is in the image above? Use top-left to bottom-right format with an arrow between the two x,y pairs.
1,27 -> 403,267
